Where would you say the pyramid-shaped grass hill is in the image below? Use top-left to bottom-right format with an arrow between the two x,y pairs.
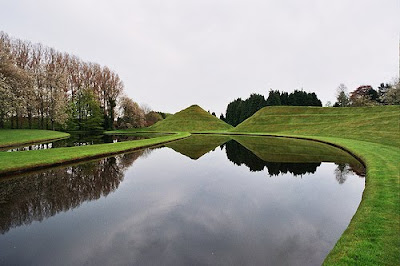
149,105 -> 233,132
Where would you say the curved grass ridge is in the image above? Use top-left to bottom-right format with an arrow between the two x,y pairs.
0,129 -> 70,148
0,132 -> 190,176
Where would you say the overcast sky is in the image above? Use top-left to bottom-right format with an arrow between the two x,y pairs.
1,0 -> 399,115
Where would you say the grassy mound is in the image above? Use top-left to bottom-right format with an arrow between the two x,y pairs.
233,106 -> 399,146
149,105 -> 233,132
232,105 -> 400,265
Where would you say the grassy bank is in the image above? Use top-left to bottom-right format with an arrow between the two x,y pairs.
0,132 -> 190,175
232,106 -> 400,265
0,129 -> 70,148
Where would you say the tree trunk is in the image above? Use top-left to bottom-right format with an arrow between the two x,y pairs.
15,112 -> 19,129
40,102 -> 44,129
0,112 -> 4,129
28,111 -> 32,129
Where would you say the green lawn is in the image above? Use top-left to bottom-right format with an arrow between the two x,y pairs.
0,132 -> 190,175
0,129 -> 70,148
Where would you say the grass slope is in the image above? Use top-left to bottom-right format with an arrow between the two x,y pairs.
149,105 -> 233,132
233,106 -> 400,265
0,129 -> 70,148
233,105 -> 399,146
0,132 -> 190,175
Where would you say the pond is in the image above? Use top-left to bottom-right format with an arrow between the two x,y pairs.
1,132 -> 167,152
0,135 -> 365,265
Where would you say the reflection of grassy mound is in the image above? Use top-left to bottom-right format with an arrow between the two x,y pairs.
231,136 -> 365,176
233,106 -> 399,146
225,139 -> 322,175
166,135 -> 230,160
150,105 -> 232,132
232,136 -> 361,164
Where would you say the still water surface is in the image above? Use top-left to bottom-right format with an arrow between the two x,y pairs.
0,136 -> 365,265
2,133 -> 165,152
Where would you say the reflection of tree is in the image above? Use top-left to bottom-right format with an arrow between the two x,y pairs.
334,163 -> 353,184
0,149 -> 149,234
225,140 -> 320,176
265,162 -> 321,176
334,163 -> 366,184
6,134 -> 149,152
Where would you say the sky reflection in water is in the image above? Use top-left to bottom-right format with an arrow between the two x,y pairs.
0,136 -> 365,265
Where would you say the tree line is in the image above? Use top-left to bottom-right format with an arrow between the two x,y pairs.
334,82 -> 399,107
223,90 -> 322,126
0,32 -> 162,131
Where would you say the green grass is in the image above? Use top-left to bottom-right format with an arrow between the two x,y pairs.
0,132 -> 190,175
148,105 -> 233,132
0,129 -> 70,148
232,105 -> 400,265
233,105 -> 399,146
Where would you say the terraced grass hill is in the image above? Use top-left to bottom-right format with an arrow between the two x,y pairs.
233,105 -> 400,146
149,105 -> 233,132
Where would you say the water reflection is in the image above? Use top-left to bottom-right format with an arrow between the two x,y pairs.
0,150 -> 150,234
225,140 -> 321,175
225,136 -> 365,182
2,133 -> 161,152
166,135 -> 231,159
0,136 -> 365,265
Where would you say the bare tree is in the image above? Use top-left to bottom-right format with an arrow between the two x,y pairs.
0,31 -> 127,130
118,96 -> 145,128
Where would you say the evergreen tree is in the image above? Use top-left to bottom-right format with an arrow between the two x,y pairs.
266,90 -> 281,106
280,92 -> 289,105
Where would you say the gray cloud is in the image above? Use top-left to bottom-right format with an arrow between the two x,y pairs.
1,0 -> 399,114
